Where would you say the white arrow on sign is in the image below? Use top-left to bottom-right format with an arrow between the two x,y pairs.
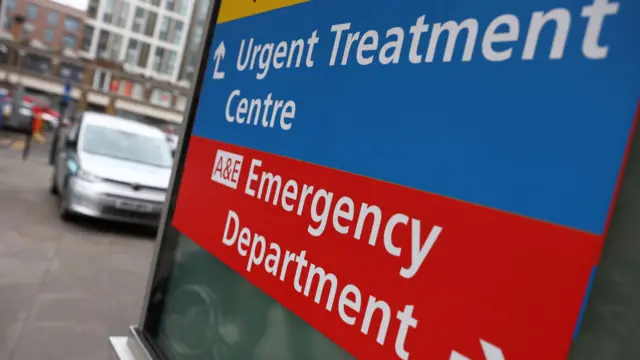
450,339 -> 505,360
212,41 -> 226,80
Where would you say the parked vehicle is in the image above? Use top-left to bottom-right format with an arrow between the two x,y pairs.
160,124 -> 179,154
50,112 -> 174,227
1,98 -> 34,133
1,93 -> 59,132
166,133 -> 179,153
40,108 -> 61,130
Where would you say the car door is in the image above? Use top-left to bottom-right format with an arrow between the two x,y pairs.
55,118 -> 82,190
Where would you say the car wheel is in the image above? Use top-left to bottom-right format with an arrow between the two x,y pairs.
59,182 -> 73,221
49,169 -> 58,195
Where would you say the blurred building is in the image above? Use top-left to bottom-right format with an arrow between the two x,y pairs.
82,0 -> 195,83
179,0 -> 212,84
0,0 -> 85,51
0,0 -> 214,126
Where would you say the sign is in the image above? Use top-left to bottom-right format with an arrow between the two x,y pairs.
110,79 -> 120,94
62,82 -> 71,105
123,81 -> 133,97
173,0 -> 640,359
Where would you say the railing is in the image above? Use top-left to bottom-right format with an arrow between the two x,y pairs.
0,40 -> 191,123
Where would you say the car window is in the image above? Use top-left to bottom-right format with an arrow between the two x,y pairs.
79,124 -> 173,168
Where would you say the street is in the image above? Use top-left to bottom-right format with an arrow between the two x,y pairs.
0,133 -> 155,360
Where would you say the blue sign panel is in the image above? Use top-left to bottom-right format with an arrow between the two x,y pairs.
192,0 -> 639,235
62,82 -> 71,105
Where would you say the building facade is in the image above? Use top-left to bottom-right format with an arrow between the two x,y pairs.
178,0 -> 212,84
1,0 -> 85,51
83,0 -> 195,83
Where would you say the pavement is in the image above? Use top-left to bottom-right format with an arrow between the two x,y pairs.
0,132 -> 156,360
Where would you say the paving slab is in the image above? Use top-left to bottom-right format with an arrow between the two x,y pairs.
0,147 -> 155,360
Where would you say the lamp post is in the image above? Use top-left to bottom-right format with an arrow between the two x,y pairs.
7,15 -> 25,67
49,82 -> 70,165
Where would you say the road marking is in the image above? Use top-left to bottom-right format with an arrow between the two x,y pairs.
0,138 -> 12,147
10,139 -> 25,150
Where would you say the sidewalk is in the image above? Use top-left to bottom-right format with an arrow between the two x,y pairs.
0,149 -> 155,360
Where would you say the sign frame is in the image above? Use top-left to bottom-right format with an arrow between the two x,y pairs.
117,1 -> 640,359
134,0 -> 223,346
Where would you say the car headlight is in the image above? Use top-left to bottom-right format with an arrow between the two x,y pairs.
77,169 -> 102,182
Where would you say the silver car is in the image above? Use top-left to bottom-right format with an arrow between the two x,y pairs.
50,112 -> 174,227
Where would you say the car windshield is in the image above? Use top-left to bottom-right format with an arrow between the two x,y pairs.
80,124 -> 173,168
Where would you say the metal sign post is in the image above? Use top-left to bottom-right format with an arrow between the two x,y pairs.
49,82 -> 71,165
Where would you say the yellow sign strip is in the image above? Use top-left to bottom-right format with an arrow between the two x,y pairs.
218,0 -> 309,24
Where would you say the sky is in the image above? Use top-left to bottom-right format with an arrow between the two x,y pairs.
51,0 -> 89,11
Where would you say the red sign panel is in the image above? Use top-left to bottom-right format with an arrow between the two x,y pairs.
174,137 -> 604,359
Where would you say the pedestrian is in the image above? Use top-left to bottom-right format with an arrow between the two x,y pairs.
33,107 -> 45,143
22,105 -> 40,161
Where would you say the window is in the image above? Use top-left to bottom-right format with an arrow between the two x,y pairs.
152,47 -> 164,72
93,69 -> 111,91
196,0 -> 211,16
145,11 -> 157,37
44,29 -> 54,43
132,7 -> 145,33
97,30 -> 109,55
111,34 -> 123,59
158,17 -> 169,41
97,30 -> 123,61
131,83 -> 144,100
175,95 -> 187,111
152,47 -> 178,76
139,0 -> 160,6
117,1 -> 130,27
118,80 -> 133,96
81,25 -> 94,51
179,0 -> 189,16
62,34 -> 77,49
87,0 -> 99,19
159,16 -> 184,45
80,125 -> 173,168
192,26 -> 203,47
160,17 -> 181,44
174,22 -> 183,45
124,39 -> 151,68
103,0 -> 129,26
125,39 -> 139,66
27,4 -> 38,19
168,51 -> 177,74
102,0 -> 114,23
64,16 -> 80,32
132,7 -> 158,37
150,88 -> 172,107
138,42 -> 150,67
47,11 -> 58,25
165,0 -> 188,15
165,0 -> 175,12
